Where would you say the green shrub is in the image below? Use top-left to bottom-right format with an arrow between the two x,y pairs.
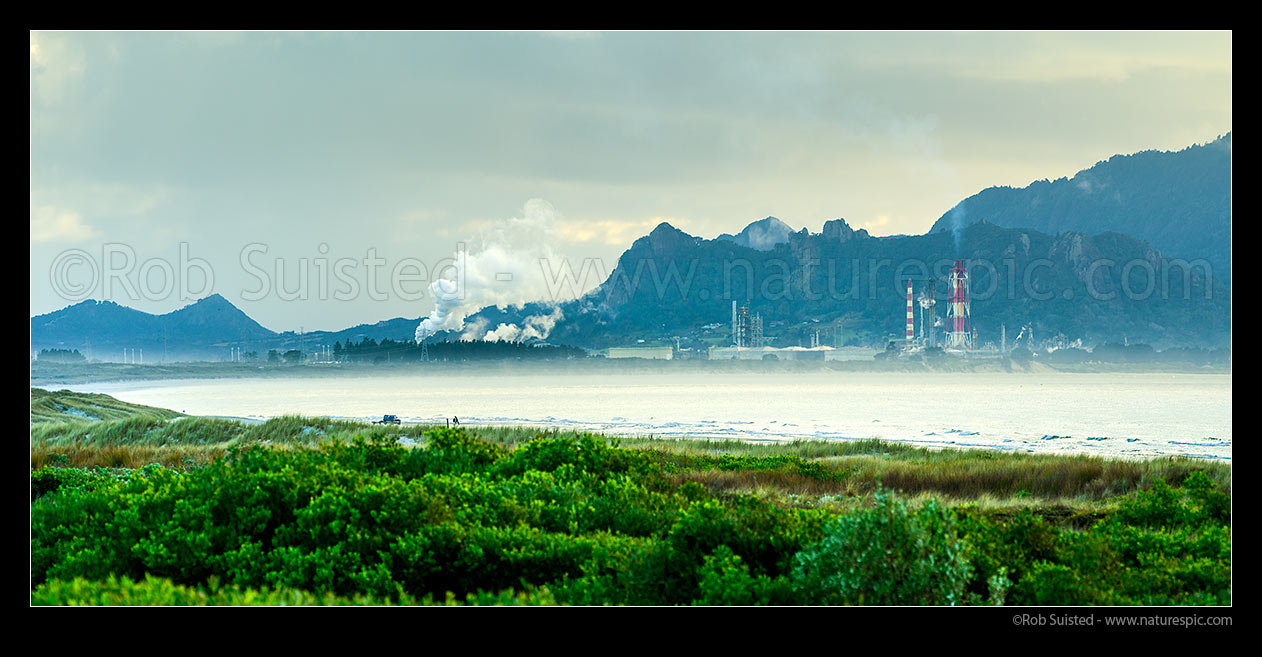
792,492 -> 971,605
957,508 -> 1056,603
694,546 -> 794,606
495,433 -> 638,479
1005,472 -> 1231,605
32,574 -> 412,606
32,467 -> 110,499
29,427 -> 1230,606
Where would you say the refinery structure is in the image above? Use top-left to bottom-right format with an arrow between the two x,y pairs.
895,258 -> 1060,358
730,301 -> 764,349
710,260 -> 998,360
613,258 -> 1063,361
946,259 -> 972,350
709,300 -> 876,361
893,259 -> 986,355
898,259 -> 976,353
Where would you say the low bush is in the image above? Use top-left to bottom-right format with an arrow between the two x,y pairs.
30,428 -> 1230,606
791,491 -> 973,605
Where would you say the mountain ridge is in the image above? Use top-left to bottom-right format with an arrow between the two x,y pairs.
29,295 -> 423,361
457,216 -> 1227,350
31,136 -> 1231,358
928,133 -> 1231,281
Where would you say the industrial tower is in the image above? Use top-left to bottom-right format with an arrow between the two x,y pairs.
946,259 -> 971,350
918,281 -> 936,348
731,300 -> 762,348
905,279 -> 914,342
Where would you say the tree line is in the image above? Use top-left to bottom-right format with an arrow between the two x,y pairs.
331,338 -> 587,363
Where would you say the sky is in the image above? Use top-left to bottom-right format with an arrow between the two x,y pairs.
30,30 -> 1232,333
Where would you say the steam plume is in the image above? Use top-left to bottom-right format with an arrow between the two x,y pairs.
482,306 -> 565,343
950,202 -> 966,254
415,199 -> 569,343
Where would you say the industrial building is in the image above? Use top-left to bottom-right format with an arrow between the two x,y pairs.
898,259 -> 1009,358
708,345 -> 878,361
612,260 -> 993,363
606,346 -> 674,360
731,301 -> 763,348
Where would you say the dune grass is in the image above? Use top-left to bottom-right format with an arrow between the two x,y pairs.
31,414 -> 442,448
641,436 -> 1229,506
31,414 -> 1231,509
30,388 -> 184,425
31,412 -> 447,469
30,388 -> 1230,509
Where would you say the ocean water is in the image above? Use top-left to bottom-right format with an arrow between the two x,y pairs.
67,371 -> 1232,461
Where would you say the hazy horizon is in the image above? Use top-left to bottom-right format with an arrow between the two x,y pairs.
31,30 -> 1232,332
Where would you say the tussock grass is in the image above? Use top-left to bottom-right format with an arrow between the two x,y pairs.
618,436 -> 926,459
30,413 -> 449,469
31,415 -> 1231,503
30,388 -> 183,425
32,416 -> 225,448
238,415 -> 442,445
28,388 -> 1230,507
31,444 -> 227,470
646,436 -> 1230,506
31,414 -> 440,448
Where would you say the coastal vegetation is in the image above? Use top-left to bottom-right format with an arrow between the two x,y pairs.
31,388 -> 184,425
30,391 -> 1231,606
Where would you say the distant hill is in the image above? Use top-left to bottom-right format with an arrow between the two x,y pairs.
29,294 -> 420,362
30,294 -> 275,361
285,317 -> 423,351
928,134 -> 1231,281
32,136 -> 1231,358
716,216 -> 800,250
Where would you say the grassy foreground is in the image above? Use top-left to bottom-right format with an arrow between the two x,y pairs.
31,388 -> 183,425
30,391 -> 1231,606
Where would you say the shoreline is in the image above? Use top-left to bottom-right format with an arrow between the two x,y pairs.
36,367 -> 1232,463
156,413 -> 1231,464
31,357 -> 1231,388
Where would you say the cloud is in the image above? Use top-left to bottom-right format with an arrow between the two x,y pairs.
854,215 -> 892,232
30,31 -> 87,106
841,31 -> 1230,84
180,31 -> 247,48
539,31 -> 601,41
556,218 -> 663,246
30,206 -> 98,242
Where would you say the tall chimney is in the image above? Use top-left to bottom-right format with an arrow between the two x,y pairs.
906,279 -> 914,341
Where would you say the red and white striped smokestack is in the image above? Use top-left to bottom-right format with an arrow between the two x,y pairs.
906,279 -> 914,340
948,259 -> 971,349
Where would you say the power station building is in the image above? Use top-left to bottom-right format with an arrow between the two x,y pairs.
708,345 -> 878,361
606,346 -> 674,360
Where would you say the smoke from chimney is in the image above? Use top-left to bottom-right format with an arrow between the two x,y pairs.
482,306 -> 565,343
415,199 -> 569,343
949,202 -> 966,254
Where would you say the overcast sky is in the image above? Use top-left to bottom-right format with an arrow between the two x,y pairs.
30,30 -> 1232,332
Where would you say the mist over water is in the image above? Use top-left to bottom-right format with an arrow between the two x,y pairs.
70,370 -> 1231,461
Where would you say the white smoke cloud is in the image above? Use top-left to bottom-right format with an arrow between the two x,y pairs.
482,306 -> 565,343
459,316 -> 490,341
949,202 -> 966,254
415,199 -> 571,343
